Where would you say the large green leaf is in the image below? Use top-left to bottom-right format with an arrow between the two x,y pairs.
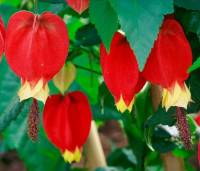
89,0 -> 118,50
3,100 -> 66,171
0,4 -> 17,25
109,0 -> 173,70
0,58 -> 20,114
175,0 -> 200,10
0,97 -> 26,132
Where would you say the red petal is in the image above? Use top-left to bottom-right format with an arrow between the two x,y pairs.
0,16 -> 5,59
5,11 -> 69,82
66,0 -> 89,14
195,114 -> 200,126
142,18 -> 192,88
43,91 -> 92,152
100,32 -> 141,106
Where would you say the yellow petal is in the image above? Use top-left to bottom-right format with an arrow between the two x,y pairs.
18,79 -> 49,103
162,82 -> 191,111
62,147 -> 81,163
115,95 -> 135,113
53,62 -> 76,94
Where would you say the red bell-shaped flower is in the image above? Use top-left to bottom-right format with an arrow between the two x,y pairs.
0,16 -> 5,60
195,114 -> 200,126
142,18 -> 192,110
100,32 -> 145,113
5,11 -> 69,103
43,91 -> 92,163
66,0 -> 89,14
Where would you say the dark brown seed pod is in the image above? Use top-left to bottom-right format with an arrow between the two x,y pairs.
28,99 -> 40,141
176,107 -> 191,150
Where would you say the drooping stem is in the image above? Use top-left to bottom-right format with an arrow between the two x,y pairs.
74,64 -> 102,75
34,0 -> 38,14
176,107 -> 191,150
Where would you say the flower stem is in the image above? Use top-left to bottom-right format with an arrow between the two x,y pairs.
34,0 -> 38,14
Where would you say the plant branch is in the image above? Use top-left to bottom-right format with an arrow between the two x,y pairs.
34,0 -> 38,14
74,64 -> 101,75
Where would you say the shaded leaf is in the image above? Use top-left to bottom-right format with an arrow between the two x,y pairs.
90,0 -> 118,50
175,0 -> 200,10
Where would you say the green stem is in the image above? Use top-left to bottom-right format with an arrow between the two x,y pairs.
74,64 -> 101,75
34,0 -> 38,14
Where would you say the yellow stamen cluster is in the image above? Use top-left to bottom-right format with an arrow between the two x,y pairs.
62,147 -> 81,163
18,79 -> 49,103
162,82 -> 191,111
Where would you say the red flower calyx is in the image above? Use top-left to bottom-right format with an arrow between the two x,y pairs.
5,11 -> 69,103
100,32 -> 145,113
43,91 -> 92,163
142,18 -> 192,110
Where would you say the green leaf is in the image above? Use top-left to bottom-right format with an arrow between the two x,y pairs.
0,4 -> 17,25
188,57 -> 200,73
109,0 -> 174,70
0,0 -> 20,7
151,127 -> 176,153
3,100 -> 66,171
145,107 -> 176,127
0,97 -> 26,132
0,58 -> 20,114
175,0 -> 200,10
108,148 -> 137,168
187,71 -> 200,113
89,0 -> 118,50
38,2 -> 65,14
39,0 -> 65,4
75,24 -> 101,46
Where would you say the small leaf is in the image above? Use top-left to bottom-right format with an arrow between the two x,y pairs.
75,23 -> 101,46
53,62 -> 76,94
175,0 -> 200,11
188,57 -> 200,73
89,0 -> 118,51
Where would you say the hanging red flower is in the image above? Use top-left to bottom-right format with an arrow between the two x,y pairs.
5,11 -> 69,103
195,114 -> 200,126
66,0 -> 89,14
100,32 -> 145,113
0,16 -> 5,60
142,18 -> 192,110
43,91 -> 92,163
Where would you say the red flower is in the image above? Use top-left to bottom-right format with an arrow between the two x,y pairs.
0,16 -> 5,59
100,32 -> 145,113
5,11 -> 69,103
195,114 -> 200,126
142,18 -> 192,110
66,0 -> 89,14
43,91 -> 92,163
